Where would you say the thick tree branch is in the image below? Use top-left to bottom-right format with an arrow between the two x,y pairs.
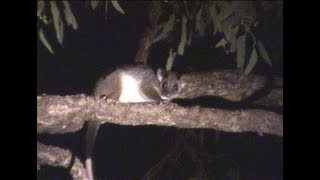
37,141 -> 89,179
37,95 -> 282,136
179,70 -> 282,107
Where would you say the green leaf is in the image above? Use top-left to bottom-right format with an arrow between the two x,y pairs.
187,30 -> 192,46
90,1 -> 99,10
229,25 -> 239,53
111,1 -> 125,14
257,40 -> 272,67
62,1 -> 78,30
177,16 -> 187,55
195,8 -> 202,32
37,1 -> 44,18
245,48 -> 258,75
153,14 -> 175,43
236,34 -> 246,69
219,2 -> 233,21
50,1 -> 63,45
215,38 -> 227,49
208,4 -> 222,35
39,28 -> 54,54
105,1 -> 109,18
198,14 -> 206,37
166,48 -> 176,71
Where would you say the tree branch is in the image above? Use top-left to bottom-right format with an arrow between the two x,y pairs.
37,94 -> 282,136
134,1 -> 163,64
179,70 -> 282,106
37,141 -> 89,179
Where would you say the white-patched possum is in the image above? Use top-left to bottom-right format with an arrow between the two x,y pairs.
85,65 -> 181,179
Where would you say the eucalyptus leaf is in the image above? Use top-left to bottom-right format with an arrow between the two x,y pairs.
245,48 -> 258,75
187,30 -> 193,46
105,0 -> 109,18
219,2 -> 233,21
153,14 -> 175,43
236,34 -> 246,69
50,1 -> 63,45
198,15 -> 206,37
209,4 -> 222,35
59,18 -> 64,46
39,28 -> 54,54
166,48 -> 176,71
229,25 -> 239,53
195,8 -> 202,32
257,40 -> 272,67
178,16 -> 187,55
37,1 -> 45,18
111,1 -> 125,14
215,38 -> 227,49
62,1 -> 78,30
230,41 -> 237,53
91,1 -> 99,10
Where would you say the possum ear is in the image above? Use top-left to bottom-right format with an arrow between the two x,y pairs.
157,68 -> 167,82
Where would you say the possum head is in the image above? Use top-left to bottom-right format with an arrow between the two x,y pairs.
157,68 -> 181,100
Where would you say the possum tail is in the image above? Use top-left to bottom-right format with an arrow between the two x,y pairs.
85,120 -> 101,180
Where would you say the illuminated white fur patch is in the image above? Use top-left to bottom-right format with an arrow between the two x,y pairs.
86,158 -> 94,179
119,73 -> 154,103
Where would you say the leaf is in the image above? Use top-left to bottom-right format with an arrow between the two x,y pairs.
219,2 -> 233,21
90,1 -> 99,10
39,28 -> 54,54
166,48 -> 176,71
198,15 -> 206,37
215,38 -> 227,49
208,4 -> 222,35
62,1 -> 78,30
111,1 -> 125,14
37,1 -> 45,18
105,0 -> 109,18
230,41 -> 237,53
153,14 -> 175,43
236,34 -> 246,69
59,18 -> 64,46
195,8 -> 202,32
229,25 -> 239,53
187,30 -> 192,46
50,1 -> 63,45
257,40 -> 272,67
245,48 -> 258,75
194,6 -> 206,37
177,16 -> 187,55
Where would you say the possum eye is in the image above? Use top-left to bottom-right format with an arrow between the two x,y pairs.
174,84 -> 179,92
162,82 -> 168,90
100,95 -> 107,100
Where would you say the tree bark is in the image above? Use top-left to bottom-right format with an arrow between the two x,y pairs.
37,94 -> 282,137
37,141 -> 89,179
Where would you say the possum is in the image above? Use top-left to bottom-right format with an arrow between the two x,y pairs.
85,65 -> 181,180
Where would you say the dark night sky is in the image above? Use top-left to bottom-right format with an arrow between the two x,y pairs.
37,2 -> 283,179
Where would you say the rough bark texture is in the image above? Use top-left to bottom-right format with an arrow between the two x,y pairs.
37,141 -> 89,179
179,70 -> 266,100
37,94 -> 282,136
